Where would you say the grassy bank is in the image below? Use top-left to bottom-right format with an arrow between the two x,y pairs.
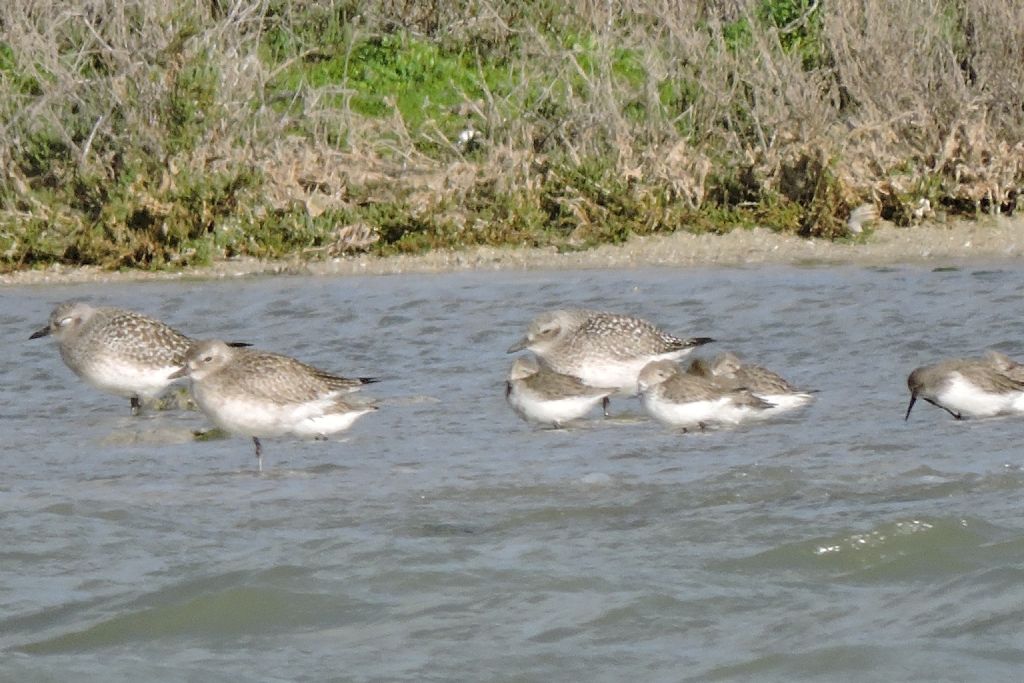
1,0 -> 1022,272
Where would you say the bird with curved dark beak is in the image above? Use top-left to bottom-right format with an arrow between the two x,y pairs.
905,354 -> 1024,421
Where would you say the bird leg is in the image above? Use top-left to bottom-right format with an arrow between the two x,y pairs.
252,437 -> 263,473
130,396 -> 141,416
602,396 -> 611,418
925,398 -> 962,420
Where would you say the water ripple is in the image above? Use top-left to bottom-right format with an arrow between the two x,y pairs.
7,266 -> 1024,680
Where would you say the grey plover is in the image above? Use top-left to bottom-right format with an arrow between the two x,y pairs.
30,301 -> 198,414
506,355 -> 614,427
170,340 -> 378,471
689,352 -> 814,414
507,309 -> 713,394
906,355 -> 1024,420
637,359 -> 772,430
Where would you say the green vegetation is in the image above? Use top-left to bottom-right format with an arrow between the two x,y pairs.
1,0 -> 1022,272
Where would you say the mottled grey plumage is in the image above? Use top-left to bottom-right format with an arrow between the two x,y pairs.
573,312 -> 705,358
171,340 -> 378,470
637,359 -> 771,430
985,351 -> 1024,382
30,301 -> 195,413
689,352 -> 814,416
906,355 -> 1024,420
684,357 -> 718,381
185,344 -> 374,402
507,356 -> 611,400
507,309 -> 713,393
703,352 -> 803,394
505,355 -> 613,426
642,360 -> 768,407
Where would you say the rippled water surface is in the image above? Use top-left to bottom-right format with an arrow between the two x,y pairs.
4,265 -> 1024,681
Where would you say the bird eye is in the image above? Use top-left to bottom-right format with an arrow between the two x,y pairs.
203,355 -> 213,363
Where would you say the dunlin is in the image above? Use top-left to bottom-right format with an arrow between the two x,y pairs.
506,355 -> 614,427
507,309 -> 713,394
906,355 -> 1024,420
637,359 -> 772,431
690,352 -> 814,414
171,340 -> 378,470
30,301 -> 198,414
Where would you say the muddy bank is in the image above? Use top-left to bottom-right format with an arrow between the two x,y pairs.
5,216 -> 1024,286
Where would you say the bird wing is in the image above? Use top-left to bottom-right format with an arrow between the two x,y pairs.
525,369 -> 612,398
727,388 -> 773,409
101,312 -> 192,365
576,314 -> 707,357
735,365 -> 799,394
970,366 -> 1024,394
658,373 -> 723,402
227,352 -> 356,403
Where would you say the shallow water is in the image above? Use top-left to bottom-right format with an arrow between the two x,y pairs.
4,265 -> 1024,682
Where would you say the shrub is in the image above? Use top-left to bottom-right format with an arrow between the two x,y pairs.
1,0 -> 1022,271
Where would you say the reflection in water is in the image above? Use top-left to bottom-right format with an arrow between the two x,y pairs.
4,265 -> 1024,680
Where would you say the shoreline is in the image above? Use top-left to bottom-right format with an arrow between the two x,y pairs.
5,216 -> 1024,286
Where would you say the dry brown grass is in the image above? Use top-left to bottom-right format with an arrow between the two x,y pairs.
1,0 -> 1023,269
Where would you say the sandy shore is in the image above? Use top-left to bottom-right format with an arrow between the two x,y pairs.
5,215 -> 1024,286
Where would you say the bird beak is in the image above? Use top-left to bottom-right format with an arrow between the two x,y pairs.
904,394 -> 917,421
29,325 -> 51,340
168,366 -> 189,380
507,337 -> 529,353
